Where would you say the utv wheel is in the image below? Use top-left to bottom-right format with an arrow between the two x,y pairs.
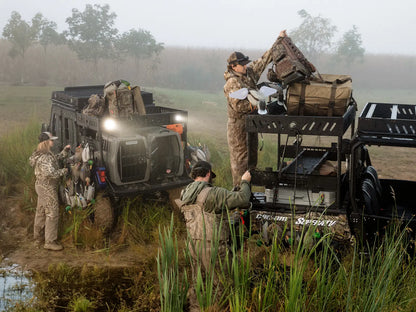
94,194 -> 114,232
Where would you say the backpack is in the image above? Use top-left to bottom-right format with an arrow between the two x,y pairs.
104,80 -> 146,118
175,187 -> 230,242
269,36 -> 316,86
82,94 -> 106,116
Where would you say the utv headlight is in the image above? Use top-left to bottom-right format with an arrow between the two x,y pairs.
174,114 -> 186,123
103,118 -> 117,131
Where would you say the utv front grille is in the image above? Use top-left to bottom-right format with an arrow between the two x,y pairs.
150,135 -> 181,182
118,139 -> 147,182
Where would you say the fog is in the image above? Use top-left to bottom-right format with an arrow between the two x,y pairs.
1,0 -> 416,54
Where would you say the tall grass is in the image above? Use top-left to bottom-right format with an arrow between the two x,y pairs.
157,213 -> 416,311
156,215 -> 189,312
0,120 -> 39,198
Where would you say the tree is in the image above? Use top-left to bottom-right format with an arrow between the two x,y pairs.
65,4 -> 118,70
290,9 -> 337,61
336,25 -> 365,65
2,11 -> 43,83
117,28 -> 164,70
2,11 -> 38,59
32,13 -> 65,53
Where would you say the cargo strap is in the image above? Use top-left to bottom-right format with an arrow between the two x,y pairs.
328,82 -> 337,117
175,186 -> 211,209
196,187 -> 212,207
299,84 -> 306,115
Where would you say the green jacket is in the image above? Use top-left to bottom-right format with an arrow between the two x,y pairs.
180,180 -> 251,214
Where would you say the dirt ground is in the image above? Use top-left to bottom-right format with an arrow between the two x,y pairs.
0,196 -> 159,273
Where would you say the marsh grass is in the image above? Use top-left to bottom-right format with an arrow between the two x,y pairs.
157,215 -> 189,312
0,120 -> 39,198
157,211 -> 416,312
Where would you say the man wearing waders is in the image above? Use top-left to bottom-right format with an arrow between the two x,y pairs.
29,132 -> 70,251
177,160 -> 251,310
223,30 -> 287,187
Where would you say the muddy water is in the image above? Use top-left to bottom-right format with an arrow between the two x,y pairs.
0,262 -> 33,310
0,262 -> 160,311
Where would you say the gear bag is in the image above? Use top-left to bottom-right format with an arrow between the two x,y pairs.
104,80 -> 146,118
269,36 -> 316,86
82,94 -> 106,116
175,187 -> 230,242
286,74 -> 353,116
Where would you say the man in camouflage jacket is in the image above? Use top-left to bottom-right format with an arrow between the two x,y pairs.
178,160 -> 251,270
223,30 -> 287,186
29,132 -> 70,251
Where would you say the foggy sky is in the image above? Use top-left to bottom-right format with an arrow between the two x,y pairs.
1,0 -> 415,55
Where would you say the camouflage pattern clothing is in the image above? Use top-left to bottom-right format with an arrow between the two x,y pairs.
179,179 -> 251,270
29,149 -> 68,244
224,48 -> 274,185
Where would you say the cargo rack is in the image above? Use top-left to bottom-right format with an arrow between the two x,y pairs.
246,104 -> 356,211
51,85 -> 187,131
51,85 -> 155,112
357,102 -> 416,147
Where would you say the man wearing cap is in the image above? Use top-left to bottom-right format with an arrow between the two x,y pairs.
177,160 -> 251,310
178,160 -> 251,270
224,30 -> 287,186
29,132 -> 71,251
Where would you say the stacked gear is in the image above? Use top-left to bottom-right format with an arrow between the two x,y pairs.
268,36 -> 316,86
104,79 -> 146,117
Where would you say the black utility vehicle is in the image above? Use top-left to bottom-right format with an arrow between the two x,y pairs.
43,84 -> 192,229
248,101 -> 416,245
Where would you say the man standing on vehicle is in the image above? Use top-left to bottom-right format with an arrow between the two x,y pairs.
224,30 -> 287,187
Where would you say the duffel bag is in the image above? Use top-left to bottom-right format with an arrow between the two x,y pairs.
286,74 -> 353,116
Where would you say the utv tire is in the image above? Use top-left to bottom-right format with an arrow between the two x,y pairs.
94,194 -> 114,232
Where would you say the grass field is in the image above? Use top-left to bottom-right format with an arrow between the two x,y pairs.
2,85 -> 416,179
2,85 -> 416,310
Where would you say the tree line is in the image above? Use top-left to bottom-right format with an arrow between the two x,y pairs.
1,5 -> 414,91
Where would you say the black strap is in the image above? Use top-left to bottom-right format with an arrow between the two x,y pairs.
299,84 -> 306,115
328,82 -> 337,117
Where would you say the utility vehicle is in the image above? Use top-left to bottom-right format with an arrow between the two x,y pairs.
247,99 -> 416,246
42,84 -> 193,230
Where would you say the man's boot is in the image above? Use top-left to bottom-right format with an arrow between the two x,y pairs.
44,241 -> 63,251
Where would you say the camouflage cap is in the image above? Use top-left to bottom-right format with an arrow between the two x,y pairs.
227,51 -> 251,66
39,131 -> 58,143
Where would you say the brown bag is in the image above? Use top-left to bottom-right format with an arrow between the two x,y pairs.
286,74 -> 353,116
270,36 -> 316,85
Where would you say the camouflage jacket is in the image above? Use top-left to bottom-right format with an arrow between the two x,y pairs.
223,48 -> 273,119
180,180 -> 251,214
29,149 -> 68,186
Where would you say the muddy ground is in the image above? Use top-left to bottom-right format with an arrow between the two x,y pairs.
0,196 -> 160,272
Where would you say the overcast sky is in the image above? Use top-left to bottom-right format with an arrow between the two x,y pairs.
1,0 -> 415,55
